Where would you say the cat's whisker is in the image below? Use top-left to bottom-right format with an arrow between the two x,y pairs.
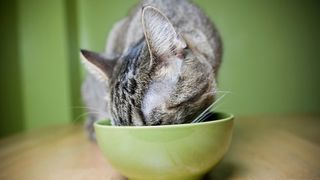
72,111 -> 101,123
216,90 -> 232,94
192,92 -> 228,123
72,106 -> 100,112
71,106 -> 101,114
72,106 -> 89,109
197,100 -> 225,123
195,112 -> 211,123
195,110 -> 213,123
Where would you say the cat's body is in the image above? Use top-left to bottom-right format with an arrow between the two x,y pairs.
81,0 -> 222,139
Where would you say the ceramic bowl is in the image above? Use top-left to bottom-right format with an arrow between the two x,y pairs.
94,112 -> 234,180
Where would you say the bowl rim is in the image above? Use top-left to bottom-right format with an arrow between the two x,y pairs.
94,112 -> 234,129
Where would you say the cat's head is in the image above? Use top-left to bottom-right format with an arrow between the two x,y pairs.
81,6 -> 219,125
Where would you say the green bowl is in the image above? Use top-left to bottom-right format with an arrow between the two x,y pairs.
94,112 -> 234,180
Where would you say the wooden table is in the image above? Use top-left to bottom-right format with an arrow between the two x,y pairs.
1,115 -> 320,180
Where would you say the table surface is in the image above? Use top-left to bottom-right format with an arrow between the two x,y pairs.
1,114 -> 320,180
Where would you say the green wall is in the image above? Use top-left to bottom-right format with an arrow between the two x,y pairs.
0,0 -> 319,138
0,0 -> 24,137
18,0 -> 72,130
196,0 -> 320,115
0,0 -> 83,138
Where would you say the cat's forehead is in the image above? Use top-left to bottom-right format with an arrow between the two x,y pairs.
112,40 -> 148,85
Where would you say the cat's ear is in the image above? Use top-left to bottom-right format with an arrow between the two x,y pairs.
80,49 -> 116,82
142,6 -> 186,60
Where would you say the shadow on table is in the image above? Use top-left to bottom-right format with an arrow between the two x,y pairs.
203,160 -> 242,180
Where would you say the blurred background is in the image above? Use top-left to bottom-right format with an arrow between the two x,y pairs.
1,0 -> 319,138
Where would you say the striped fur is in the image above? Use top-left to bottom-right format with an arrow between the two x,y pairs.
81,0 -> 222,139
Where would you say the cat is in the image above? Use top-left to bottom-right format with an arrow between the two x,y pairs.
80,0 -> 222,139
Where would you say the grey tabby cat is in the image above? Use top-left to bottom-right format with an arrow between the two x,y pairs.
81,0 -> 222,139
